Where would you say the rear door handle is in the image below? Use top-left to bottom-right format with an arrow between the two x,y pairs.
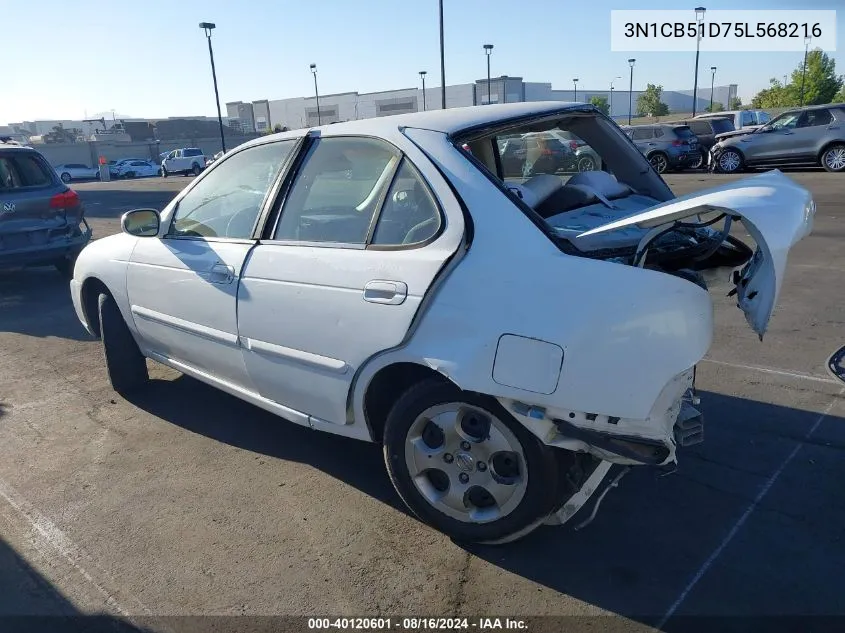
208,262 -> 235,284
363,280 -> 408,305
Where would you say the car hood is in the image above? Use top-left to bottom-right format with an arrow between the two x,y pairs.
578,170 -> 815,339
714,128 -> 759,141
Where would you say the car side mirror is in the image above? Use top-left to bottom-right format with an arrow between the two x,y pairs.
122,209 -> 160,237
829,345 -> 845,384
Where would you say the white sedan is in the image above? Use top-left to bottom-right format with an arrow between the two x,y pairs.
54,163 -> 99,183
69,102 -> 814,544
116,160 -> 161,179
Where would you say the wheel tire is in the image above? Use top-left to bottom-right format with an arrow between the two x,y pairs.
191,163 -> 201,176
820,144 -> 845,173
383,378 -> 561,545
98,293 -> 148,396
61,172 -> 71,183
126,171 -> 135,179
577,155 -> 596,172
53,255 -> 76,279
648,152 -> 669,174
717,148 -> 743,173
689,151 -> 705,170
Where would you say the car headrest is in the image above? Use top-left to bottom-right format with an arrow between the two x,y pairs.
505,174 -> 562,210
566,171 -> 632,200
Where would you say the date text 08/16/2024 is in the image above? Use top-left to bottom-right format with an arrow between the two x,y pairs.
307,618 -> 528,630
623,21 -> 823,39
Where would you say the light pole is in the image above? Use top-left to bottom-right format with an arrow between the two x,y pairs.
610,76 -> 622,118
483,44 -> 494,104
419,71 -> 427,111
310,63 -> 321,126
628,58 -> 636,125
692,7 -> 706,116
800,35 -> 811,106
573,78 -> 579,101
199,22 -> 226,153
709,66 -> 717,111
439,0 -> 446,109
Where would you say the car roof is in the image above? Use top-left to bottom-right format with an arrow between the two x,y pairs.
248,102 -> 590,146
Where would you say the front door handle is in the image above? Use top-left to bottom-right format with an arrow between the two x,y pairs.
363,280 -> 408,305
208,262 -> 235,284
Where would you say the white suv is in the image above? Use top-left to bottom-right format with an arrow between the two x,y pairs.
161,148 -> 207,177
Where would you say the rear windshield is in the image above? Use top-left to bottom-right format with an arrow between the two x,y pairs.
672,126 -> 695,139
0,153 -> 53,189
709,118 -> 735,134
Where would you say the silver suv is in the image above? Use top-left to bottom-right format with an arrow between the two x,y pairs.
711,104 -> 845,173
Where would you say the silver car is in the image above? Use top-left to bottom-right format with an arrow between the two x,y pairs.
711,103 -> 845,173
53,163 -> 100,183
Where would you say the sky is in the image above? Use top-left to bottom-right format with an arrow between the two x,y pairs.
3,0 -> 843,124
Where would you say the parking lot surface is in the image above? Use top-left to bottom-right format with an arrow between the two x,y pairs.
1,171 -> 843,631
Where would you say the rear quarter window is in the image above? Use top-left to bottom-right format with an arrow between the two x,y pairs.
672,126 -> 695,139
0,153 -> 54,188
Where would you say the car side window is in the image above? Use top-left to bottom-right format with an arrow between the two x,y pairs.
371,159 -> 441,246
273,137 -> 399,245
631,128 -> 652,140
653,127 -> 664,138
168,140 -> 297,240
741,111 -> 754,127
800,109 -> 832,127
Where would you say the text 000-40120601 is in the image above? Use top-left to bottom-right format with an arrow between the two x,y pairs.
610,9 -> 837,52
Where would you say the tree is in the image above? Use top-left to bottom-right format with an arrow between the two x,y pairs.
636,84 -> 669,117
44,124 -> 76,144
728,96 -> 743,109
705,102 -> 725,112
589,95 -> 609,115
835,85 -> 845,103
751,78 -> 790,108
789,49 -> 843,105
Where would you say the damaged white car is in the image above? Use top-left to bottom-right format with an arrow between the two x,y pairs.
70,102 -> 815,544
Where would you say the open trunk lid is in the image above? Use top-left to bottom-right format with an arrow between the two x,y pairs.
578,170 -> 815,338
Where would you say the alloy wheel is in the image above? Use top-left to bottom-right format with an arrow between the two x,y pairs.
404,403 -> 528,524
718,150 -> 742,173
823,147 -> 845,171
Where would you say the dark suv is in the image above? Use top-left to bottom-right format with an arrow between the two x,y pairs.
669,117 -> 735,168
620,124 -> 701,173
0,142 -> 92,276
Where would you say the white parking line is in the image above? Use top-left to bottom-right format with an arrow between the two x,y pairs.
657,390 -> 843,627
702,358 -> 840,385
0,478 -> 150,617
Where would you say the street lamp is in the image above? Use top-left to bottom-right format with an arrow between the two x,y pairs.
800,35 -> 812,106
692,7 -> 706,116
439,0 -> 446,109
709,66 -> 717,112
610,76 -> 622,117
483,44 -> 494,104
628,58 -> 636,125
199,22 -> 226,153
573,78 -> 579,101
419,71 -> 427,111
310,63 -> 321,126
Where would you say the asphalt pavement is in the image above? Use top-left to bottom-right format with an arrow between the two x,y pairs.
0,171 -> 843,632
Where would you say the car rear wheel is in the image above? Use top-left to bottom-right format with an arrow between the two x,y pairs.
821,144 -> 845,173
53,255 -> 77,279
689,150 -> 705,170
717,148 -> 743,173
191,164 -> 201,176
383,378 -> 561,544
98,293 -> 149,396
125,171 -> 135,179
60,172 -> 71,183
648,152 -> 668,174
577,155 -> 596,172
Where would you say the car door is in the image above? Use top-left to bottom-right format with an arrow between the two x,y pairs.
789,109 -> 833,159
125,138 -> 300,389
741,111 -> 801,161
237,134 -> 463,426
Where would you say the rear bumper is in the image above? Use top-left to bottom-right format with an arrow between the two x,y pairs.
0,219 -> 92,268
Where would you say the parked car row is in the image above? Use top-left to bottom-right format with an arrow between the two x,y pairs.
620,123 -> 702,173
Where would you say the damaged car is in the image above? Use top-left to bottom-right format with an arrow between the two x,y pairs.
69,102 -> 814,544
